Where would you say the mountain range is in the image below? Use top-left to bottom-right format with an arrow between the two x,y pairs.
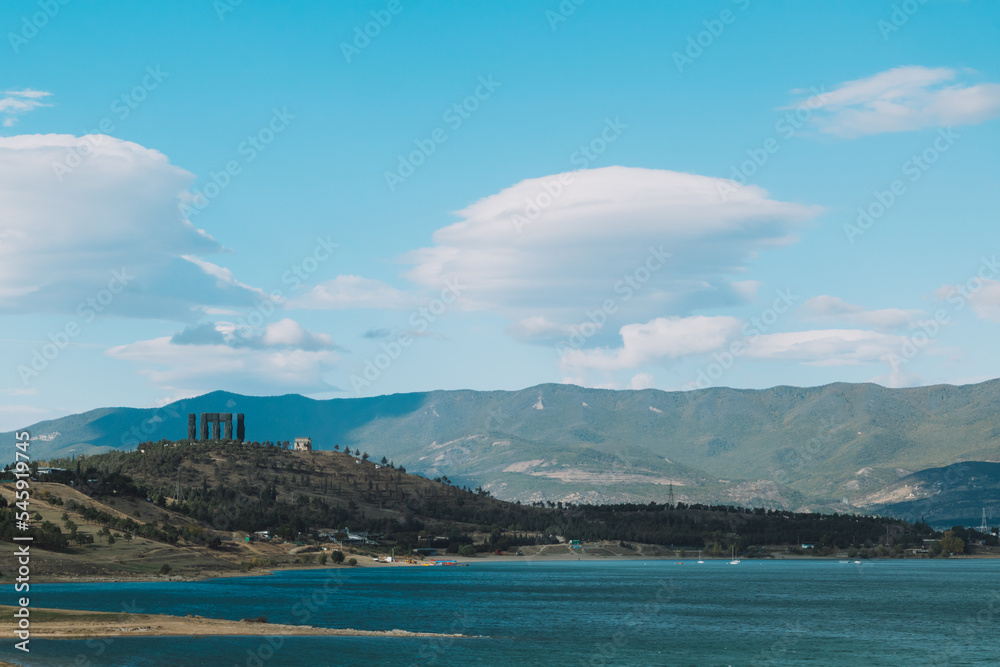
7,380 -> 1000,528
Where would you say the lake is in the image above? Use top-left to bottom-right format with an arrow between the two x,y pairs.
2,559 -> 997,665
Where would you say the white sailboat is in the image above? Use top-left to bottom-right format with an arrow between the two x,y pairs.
729,546 -> 741,564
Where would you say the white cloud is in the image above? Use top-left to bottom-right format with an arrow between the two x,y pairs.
936,278 -> 1000,322
259,318 -> 335,350
872,364 -> 924,389
288,275 -> 415,310
789,66 -> 1000,137
172,318 -> 338,352
561,315 -> 743,372
629,372 -> 654,390
108,318 -> 341,394
507,316 -> 574,341
801,296 -> 922,332
0,388 -> 37,396
402,166 -> 819,330
0,90 -> 52,127
743,329 -> 905,367
560,313 -> 917,388
0,134 -> 265,320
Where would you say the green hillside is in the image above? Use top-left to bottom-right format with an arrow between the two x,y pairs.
7,380 -> 1000,512
4,439 -> 943,576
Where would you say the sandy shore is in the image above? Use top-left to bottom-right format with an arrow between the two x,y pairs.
0,605 -> 468,639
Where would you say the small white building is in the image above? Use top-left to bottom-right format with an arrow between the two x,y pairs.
293,437 -> 312,451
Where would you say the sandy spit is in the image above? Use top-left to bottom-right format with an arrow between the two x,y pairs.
0,606 -> 469,639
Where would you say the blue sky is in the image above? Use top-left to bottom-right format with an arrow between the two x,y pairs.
2,0 -> 999,430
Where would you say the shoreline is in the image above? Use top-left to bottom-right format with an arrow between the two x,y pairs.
0,605 -> 470,640
22,550 -> 997,584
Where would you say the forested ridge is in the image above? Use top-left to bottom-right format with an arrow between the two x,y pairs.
2,438 -> 978,558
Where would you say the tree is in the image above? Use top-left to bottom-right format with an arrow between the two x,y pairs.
331,550 -> 345,564
381,457 -> 388,465
939,531 -> 965,556
158,564 -> 172,576
348,557 -> 358,566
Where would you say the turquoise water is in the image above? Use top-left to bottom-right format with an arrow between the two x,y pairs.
2,559 -> 997,665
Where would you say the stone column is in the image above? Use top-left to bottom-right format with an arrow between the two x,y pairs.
188,414 -> 197,440
236,414 -> 245,442
200,413 -> 209,440
224,413 -> 233,440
